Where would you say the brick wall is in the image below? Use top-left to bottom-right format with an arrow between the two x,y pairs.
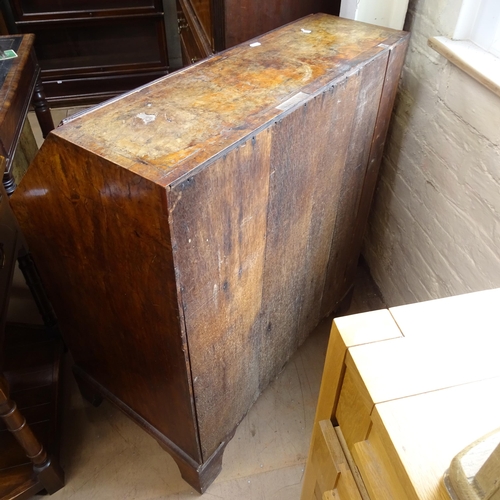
363,0 -> 500,306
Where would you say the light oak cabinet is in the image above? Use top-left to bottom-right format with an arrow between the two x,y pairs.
302,289 -> 500,500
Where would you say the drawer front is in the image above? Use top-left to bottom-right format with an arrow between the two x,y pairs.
307,420 -> 367,500
11,0 -> 161,20
20,16 -> 167,75
335,364 -> 373,451
41,70 -> 169,106
351,417 -> 413,500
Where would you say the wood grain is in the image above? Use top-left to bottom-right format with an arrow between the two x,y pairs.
11,15 -> 409,492
11,134 -> 202,462
169,131 -> 272,460
303,288 -> 500,500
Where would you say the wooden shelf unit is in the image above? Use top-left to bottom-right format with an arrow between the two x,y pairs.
1,0 -> 171,106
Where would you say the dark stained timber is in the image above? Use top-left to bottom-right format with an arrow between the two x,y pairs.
11,15 -> 409,493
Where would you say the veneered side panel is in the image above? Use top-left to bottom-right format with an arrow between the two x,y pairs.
10,135 -> 201,462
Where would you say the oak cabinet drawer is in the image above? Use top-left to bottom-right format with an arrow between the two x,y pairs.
308,420 -> 368,500
335,360 -> 372,451
303,291 -> 500,500
351,422 -> 410,500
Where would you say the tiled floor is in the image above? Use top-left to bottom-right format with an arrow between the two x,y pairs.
14,108 -> 386,499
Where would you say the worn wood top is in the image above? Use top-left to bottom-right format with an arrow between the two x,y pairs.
54,14 -> 408,187
346,288 -> 500,406
374,376 -> 500,500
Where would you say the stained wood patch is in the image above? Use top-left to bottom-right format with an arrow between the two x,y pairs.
169,130 -> 272,459
12,134 -> 202,462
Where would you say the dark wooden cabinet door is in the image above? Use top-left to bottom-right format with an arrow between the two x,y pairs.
222,0 -> 341,48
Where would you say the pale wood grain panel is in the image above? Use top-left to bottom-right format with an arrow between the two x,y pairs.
303,420 -> 365,500
389,288 -> 500,342
302,309 -> 402,499
352,430 -> 412,500
372,376 -> 500,500
347,330 -> 500,405
335,366 -> 372,451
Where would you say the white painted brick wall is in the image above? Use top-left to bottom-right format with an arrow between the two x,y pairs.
363,0 -> 500,306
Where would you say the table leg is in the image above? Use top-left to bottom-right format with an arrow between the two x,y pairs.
0,374 -> 65,494
32,77 -> 55,138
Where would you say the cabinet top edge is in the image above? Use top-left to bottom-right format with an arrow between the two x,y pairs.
51,14 -> 409,186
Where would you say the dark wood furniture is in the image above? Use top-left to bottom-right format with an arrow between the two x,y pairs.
1,0 -> 172,107
0,33 -> 54,194
0,168 -> 64,500
177,0 -> 340,65
11,15 -> 409,493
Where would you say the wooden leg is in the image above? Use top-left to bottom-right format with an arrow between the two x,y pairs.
72,367 -> 103,407
2,174 -> 16,196
162,440 -> 226,494
32,77 -> 55,138
17,251 -> 59,334
0,374 -> 65,494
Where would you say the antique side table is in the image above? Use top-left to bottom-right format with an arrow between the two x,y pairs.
0,34 -> 54,194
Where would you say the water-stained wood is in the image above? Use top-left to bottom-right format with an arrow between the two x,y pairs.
10,14 -> 409,493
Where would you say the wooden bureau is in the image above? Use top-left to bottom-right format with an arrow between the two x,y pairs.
10,15 -> 408,493
301,289 -> 500,500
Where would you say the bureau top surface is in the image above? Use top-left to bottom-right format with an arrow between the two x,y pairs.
52,14 -> 407,187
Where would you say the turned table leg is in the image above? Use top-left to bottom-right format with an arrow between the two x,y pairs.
0,374 -> 64,494
32,77 -> 55,138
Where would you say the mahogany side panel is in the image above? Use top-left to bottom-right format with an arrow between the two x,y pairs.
320,53 -> 390,317
10,135 -> 202,463
168,130 -> 272,460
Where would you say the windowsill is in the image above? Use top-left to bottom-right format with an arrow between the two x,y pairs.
428,36 -> 500,98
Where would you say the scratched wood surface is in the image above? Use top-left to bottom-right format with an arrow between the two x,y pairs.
11,14 -> 409,492
56,14 -> 406,186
